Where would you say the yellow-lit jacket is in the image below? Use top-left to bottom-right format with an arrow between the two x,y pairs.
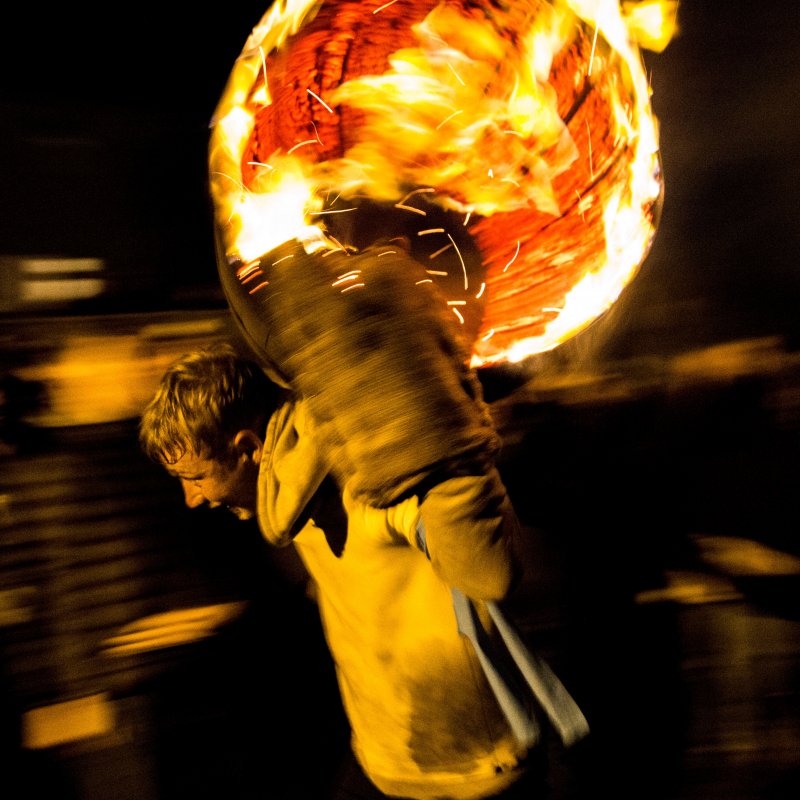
258,397 -> 530,800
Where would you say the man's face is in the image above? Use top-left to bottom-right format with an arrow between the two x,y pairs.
166,447 -> 259,521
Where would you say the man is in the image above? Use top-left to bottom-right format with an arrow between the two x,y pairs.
139,341 -> 554,799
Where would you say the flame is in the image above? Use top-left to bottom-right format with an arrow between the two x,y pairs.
209,0 -> 678,366
220,154 -> 325,262
324,2 -> 578,216
209,0 -> 325,258
622,0 -> 680,53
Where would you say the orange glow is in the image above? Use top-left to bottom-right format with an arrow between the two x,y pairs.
209,0 -> 677,365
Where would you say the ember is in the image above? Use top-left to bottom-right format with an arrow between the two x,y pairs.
209,0 -> 678,365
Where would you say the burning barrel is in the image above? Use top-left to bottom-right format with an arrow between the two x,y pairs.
209,0 -> 675,366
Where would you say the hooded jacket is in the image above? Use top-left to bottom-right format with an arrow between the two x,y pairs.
258,397 -> 530,800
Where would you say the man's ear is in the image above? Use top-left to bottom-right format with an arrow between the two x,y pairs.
233,429 -> 264,464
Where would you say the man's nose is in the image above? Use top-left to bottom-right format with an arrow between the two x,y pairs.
180,480 -> 206,509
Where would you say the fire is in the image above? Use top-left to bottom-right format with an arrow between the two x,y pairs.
209,0 -> 678,366
325,1 -> 577,216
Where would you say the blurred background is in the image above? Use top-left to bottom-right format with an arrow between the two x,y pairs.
1,1 -> 799,798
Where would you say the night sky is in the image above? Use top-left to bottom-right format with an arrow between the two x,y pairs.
1,1 -> 798,360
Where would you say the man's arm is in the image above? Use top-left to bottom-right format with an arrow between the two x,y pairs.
417,468 -> 521,601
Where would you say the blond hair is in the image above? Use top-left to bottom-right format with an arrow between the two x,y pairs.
139,341 -> 280,465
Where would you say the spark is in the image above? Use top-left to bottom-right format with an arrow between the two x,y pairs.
452,307 -> 465,324
377,250 -> 397,256
429,244 -> 453,260
337,270 -> 362,279
394,203 -> 427,216
481,329 -> 495,342
475,282 -> 486,299
287,139 -> 318,154
586,121 -> 594,179
447,62 -> 465,86
436,110 -> 463,130
398,187 -> 435,205
310,208 -> 358,215
447,233 -> 468,290
272,254 -> 294,266
418,228 -> 445,236
333,275 -> 360,286
415,279 -> 433,285
463,211 -> 472,226
246,160 -> 275,171
503,241 -> 520,273
237,262 -> 261,279
373,0 -> 400,13
447,300 -> 466,305
212,171 -> 248,194
327,235 -> 349,253
501,177 -> 521,187
588,26 -> 599,77
307,88 -> 334,114
488,168 -> 494,178
241,270 -> 265,285
311,120 -> 323,145
341,282 -> 365,292
248,281 -> 269,295
426,269 -> 448,276
542,307 -> 563,314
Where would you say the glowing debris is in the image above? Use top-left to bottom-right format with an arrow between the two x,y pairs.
307,88 -> 334,113
503,241 -> 521,273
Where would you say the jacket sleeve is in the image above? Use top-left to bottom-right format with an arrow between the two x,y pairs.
417,467 -> 521,602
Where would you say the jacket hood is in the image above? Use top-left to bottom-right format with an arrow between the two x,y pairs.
257,396 -> 329,547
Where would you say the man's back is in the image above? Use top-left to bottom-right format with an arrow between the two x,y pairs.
258,397 -> 530,800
